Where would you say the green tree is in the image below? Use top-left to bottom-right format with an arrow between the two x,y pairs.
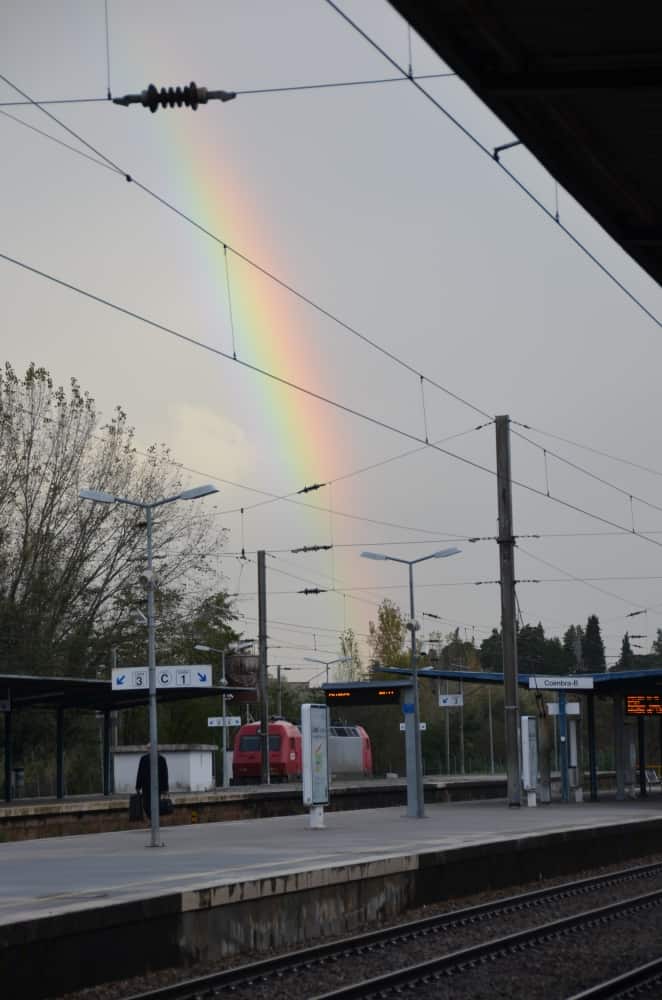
617,632 -> 636,671
368,599 -> 406,666
0,363 -> 224,677
479,628 -> 502,671
562,625 -> 584,671
582,614 -> 606,673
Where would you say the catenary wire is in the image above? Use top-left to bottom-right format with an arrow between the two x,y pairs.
6,248 -> 662,555
512,428 -> 662,517
0,108 -> 117,173
0,72 -> 457,107
512,420 -> 662,481
0,70 -> 492,422
324,0 -> 662,334
516,545 -> 646,610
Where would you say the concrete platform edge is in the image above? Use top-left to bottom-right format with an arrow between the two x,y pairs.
4,815 -> 662,999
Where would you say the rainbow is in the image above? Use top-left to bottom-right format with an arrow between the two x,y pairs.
171,112 -> 342,489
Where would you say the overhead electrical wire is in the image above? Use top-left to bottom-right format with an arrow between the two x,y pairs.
0,72 -> 457,107
516,545 -> 645,610
512,421 -> 662,481
511,428 -> 662,518
6,248 -> 662,558
324,0 -> 662,334
0,70 -> 492,423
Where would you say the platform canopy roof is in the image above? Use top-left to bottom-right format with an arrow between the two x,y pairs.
0,674 -> 255,712
381,666 -> 662,695
390,1 -> 662,287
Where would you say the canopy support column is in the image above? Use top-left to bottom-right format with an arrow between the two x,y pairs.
638,716 -> 647,798
102,708 -> 111,796
3,710 -> 11,803
587,694 -> 598,802
614,696 -> 625,801
56,707 -> 65,800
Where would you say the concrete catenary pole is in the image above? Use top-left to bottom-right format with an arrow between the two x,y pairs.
495,415 -> 521,805
257,550 -> 270,784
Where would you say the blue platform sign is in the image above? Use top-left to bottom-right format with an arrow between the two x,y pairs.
402,702 -> 415,714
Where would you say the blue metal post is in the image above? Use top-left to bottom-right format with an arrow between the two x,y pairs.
587,694 -> 598,802
559,691 -> 569,802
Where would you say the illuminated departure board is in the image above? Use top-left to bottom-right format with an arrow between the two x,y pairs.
626,694 -> 662,716
326,686 -> 402,706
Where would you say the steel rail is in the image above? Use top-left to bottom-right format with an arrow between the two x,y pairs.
567,956 -> 662,998
311,888 -> 662,999
123,862 -> 662,1000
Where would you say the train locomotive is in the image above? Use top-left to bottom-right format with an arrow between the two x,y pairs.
231,718 -> 372,784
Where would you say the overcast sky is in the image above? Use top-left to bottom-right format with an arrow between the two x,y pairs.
3,1 -> 662,677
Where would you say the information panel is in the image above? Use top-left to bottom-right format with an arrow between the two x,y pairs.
626,694 -> 662,716
326,686 -> 401,706
301,703 -> 329,807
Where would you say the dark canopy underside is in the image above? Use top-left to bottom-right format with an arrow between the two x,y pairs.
390,1 -> 662,286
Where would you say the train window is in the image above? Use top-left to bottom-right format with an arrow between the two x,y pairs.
239,735 -> 282,751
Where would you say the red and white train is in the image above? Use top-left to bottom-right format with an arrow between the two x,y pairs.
231,718 -> 373,784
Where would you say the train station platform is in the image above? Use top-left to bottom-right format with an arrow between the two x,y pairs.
0,774 -> 508,842
3,796 -> 662,998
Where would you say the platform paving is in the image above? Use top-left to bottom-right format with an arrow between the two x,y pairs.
1,796 -> 661,926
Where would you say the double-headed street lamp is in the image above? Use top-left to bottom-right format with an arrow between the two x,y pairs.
304,655 -> 352,685
80,483 -> 218,847
194,640 -> 253,787
361,547 -> 461,818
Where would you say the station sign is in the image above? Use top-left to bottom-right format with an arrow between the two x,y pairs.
112,666 -> 212,690
528,676 -> 594,691
626,694 -> 662,716
208,716 -> 242,727
439,693 -> 464,708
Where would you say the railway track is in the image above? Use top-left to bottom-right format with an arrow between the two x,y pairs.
311,889 -> 662,997
125,861 -> 662,1000
568,956 -> 662,998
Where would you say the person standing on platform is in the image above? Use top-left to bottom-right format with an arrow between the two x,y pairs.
135,744 -> 169,819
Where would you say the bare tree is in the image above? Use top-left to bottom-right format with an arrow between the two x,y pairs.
0,363 -> 225,675
338,627 -> 363,680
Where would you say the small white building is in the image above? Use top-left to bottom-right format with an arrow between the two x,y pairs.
113,745 -> 216,794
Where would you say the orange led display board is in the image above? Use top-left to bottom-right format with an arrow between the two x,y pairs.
326,687 -> 401,706
626,694 -> 662,716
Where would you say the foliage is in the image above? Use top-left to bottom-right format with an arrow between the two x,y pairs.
617,632 -> 636,671
0,363 -> 225,677
368,599 -> 406,666
582,615 -> 606,673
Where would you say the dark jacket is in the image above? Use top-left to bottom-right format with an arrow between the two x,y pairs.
136,752 -> 169,797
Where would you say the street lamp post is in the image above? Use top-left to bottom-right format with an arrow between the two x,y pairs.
194,640 -> 253,787
303,656 -> 352,685
80,483 -> 218,847
361,547 -> 461,818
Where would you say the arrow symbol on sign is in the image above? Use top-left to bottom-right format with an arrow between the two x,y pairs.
116,675 -> 126,686
197,672 -> 207,683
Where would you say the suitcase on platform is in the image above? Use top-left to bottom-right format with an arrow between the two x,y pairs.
129,793 -> 143,821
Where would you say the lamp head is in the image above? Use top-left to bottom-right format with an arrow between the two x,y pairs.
80,488 -> 116,504
431,546 -> 462,559
360,551 -> 389,561
178,483 -> 218,501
